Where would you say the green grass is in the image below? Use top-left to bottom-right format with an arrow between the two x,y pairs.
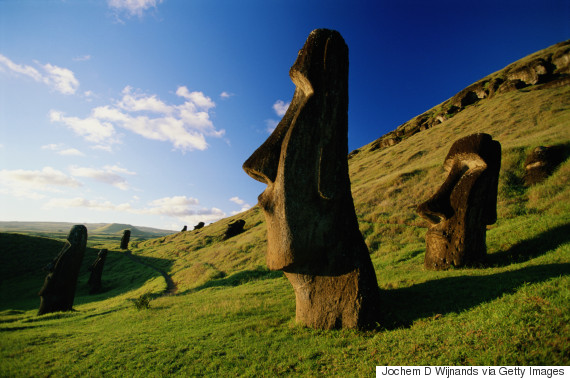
1,56 -> 569,375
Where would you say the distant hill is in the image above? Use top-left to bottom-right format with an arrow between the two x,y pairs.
0,221 -> 174,239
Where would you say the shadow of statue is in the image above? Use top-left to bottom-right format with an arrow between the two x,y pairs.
486,223 -> 570,267
380,263 -> 570,329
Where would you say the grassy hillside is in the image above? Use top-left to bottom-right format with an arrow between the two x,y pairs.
1,44 -> 569,375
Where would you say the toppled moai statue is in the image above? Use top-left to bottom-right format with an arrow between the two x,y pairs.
193,222 -> 205,230
523,145 -> 567,186
181,225 -> 187,232
38,225 -> 87,315
120,229 -> 131,250
417,133 -> 501,270
223,219 -> 245,240
88,249 -> 108,294
243,29 -> 380,329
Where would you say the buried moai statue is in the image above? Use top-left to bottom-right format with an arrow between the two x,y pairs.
193,222 -> 205,230
243,29 -> 380,329
417,133 -> 501,270
88,249 -> 108,294
38,225 -> 87,315
523,145 -> 568,186
181,225 -> 187,232
120,229 -> 131,250
223,219 -> 245,240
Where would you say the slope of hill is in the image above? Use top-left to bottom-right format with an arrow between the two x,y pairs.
1,41 -> 569,373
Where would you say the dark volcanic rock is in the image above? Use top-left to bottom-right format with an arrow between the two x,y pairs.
243,29 -> 381,329
38,225 -> 87,315
417,133 -> 501,270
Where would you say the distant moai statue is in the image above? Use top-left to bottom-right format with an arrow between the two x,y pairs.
223,219 -> 245,240
38,225 -> 87,315
120,229 -> 131,250
88,249 -> 108,294
181,225 -> 187,232
523,145 -> 568,186
243,29 -> 381,329
193,222 -> 205,230
417,133 -> 501,270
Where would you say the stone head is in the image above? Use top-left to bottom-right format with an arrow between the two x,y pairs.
243,29 -> 353,271
417,133 -> 501,269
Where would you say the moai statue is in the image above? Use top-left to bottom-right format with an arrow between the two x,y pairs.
223,219 -> 245,240
417,133 -> 501,270
243,29 -> 380,329
181,225 -> 187,232
120,229 -> 131,250
38,225 -> 87,315
523,145 -> 567,186
88,249 -> 108,294
193,222 -> 205,230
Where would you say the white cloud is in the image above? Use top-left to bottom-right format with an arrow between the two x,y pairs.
220,91 -> 234,99
0,54 -> 79,95
108,0 -> 163,17
0,167 -> 82,199
50,85 -> 224,152
44,197 -> 132,212
69,165 -> 135,190
73,55 -> 92,62
42,143 -> 85,157
229,196 -> 251,215
265,119 -> 279,134
49,110 -> 117,145
273,100 -> 290,117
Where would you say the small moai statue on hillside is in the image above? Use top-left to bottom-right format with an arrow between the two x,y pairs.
120,229 -> 131,250
417,133 -> 501,270
243,29 -> 381,329
523,145 -> 567,186
88,249 -> 108,294
38,225 -> 87,315
193,222 -> 205,230
223,219 -> 245,240
181,225 -> 187,232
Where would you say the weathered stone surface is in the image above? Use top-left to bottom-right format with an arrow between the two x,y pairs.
38,225 -> 87,315
181,225 -> 187,232
243,29 -> 380,329
523,145 -> 568,186
120,229 -> 131,250
223,219 -> 245,240
193,222 -> 205,230
88,249 -> 108,294
417,133 -> 501,270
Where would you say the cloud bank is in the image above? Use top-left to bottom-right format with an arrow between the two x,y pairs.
50,86 -> 225,152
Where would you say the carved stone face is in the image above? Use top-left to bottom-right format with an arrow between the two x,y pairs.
417,133 -> 501,269
243,29 -> 352,272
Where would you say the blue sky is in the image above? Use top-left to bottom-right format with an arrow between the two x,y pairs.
0,0 -> 568,230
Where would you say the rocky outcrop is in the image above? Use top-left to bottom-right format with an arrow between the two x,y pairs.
365,40 -> 570,154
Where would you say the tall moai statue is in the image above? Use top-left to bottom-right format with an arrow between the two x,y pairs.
38,225 -> 87,315
417,133 -> 501,270
243,29 -> 381,329
88,249 -> 108,294
120,229 -> 131,250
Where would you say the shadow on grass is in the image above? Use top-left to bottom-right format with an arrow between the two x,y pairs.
0,234 -> 175,312
185,268 -> 283,294
486,223 -> 570,267
381,263 -> 570,329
